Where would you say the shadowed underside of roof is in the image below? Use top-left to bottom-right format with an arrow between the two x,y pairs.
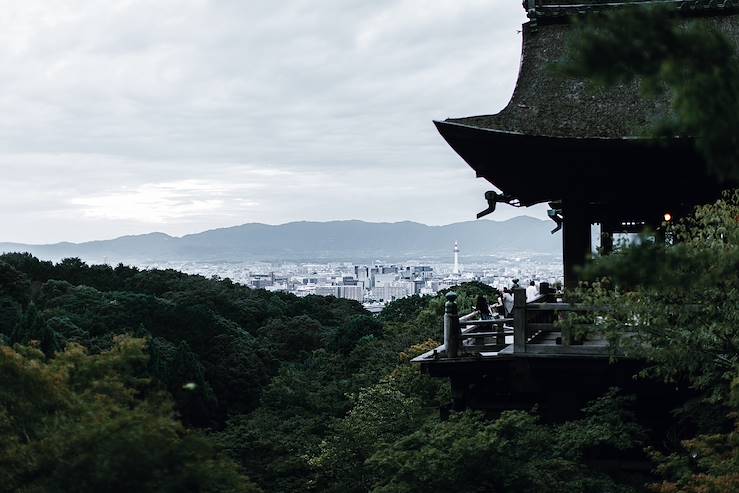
433,120 -> 726,210
446,13 -> 739,139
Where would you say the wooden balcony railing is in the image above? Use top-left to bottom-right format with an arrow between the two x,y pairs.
512,287 -> 612,356
412,284 -> 614,363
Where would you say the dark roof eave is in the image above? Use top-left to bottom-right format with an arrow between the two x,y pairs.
433,119 -> 720,209
436,118 -> 662,142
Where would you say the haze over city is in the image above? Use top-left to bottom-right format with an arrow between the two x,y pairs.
0,1 -> 551,245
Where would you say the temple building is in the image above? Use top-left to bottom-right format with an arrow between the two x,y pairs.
414,0 -> 739,417
435,0 -> 738,288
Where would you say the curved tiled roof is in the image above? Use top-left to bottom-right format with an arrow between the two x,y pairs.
446,13 -> 739,138
434,2 -> 739,206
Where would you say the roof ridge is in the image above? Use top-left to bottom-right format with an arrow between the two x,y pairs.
526,0 -> 739,22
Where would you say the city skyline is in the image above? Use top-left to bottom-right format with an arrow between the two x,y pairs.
133,248 -> 564,309
0,1 -> 545,244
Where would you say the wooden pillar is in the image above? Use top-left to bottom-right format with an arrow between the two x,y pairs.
562,198 -> 591,290
450,377 -> 467,411
600,222 -> 614,255
496,321 -> 505,346
652,215 -> 666,245
513,287 -> 527,353
443,292 -> 460,358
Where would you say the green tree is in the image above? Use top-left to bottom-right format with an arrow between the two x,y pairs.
379,295 -> 431,324
327,315 -> 384,354
0,297 -> 22,341
562,6 -> 739,181
256,315 -> 323,362
368,391 -> 642,493
0,262 -> 30,306
0,337 -> 259,493
311,341 -> 450,493
647,373 -> 739,493
562,7 -> 739,489
202,331 -> 275,417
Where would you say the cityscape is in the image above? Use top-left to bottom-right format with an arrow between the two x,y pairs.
136,241 -> 563,312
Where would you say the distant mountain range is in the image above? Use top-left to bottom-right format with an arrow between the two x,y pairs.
0,217 -> 561,263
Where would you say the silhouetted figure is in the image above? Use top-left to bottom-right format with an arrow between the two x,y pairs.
526,280 -> 538,302
476,295 -> 493,320
502,288 -> 514,317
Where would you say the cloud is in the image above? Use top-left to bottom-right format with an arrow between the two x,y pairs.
0,0 -> 532,243
69,180 -> 253,223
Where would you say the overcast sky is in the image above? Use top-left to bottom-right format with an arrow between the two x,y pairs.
1,0 -> 545,244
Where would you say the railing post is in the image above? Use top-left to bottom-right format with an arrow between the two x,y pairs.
513,287 -> 527,353
444,291 -> 461,358
561,311 -> 572,347
495,320 -> 505,346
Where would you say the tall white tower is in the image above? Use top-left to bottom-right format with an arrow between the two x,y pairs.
452,241 -> 460,275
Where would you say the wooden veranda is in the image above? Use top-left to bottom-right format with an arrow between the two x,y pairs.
410,286 -> 647,416
411,285 -> 613,366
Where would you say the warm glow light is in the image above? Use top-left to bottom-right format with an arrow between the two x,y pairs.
664,213 -> 673,222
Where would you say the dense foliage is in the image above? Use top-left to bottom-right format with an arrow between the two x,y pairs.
560,7 -> 739,491
0,337 -> 258,493
561,5 -> 739,181
568,191 -> 739,492
0,254 -> 649,491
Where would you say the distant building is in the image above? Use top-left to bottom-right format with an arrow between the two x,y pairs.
338,285 -> 364,302
372,283 -> 413,302
340,275 -> 356,286
315,286 -> 339,297
315,285 -> 364,302
452,241 -> 460,275
374,272 -> 398,286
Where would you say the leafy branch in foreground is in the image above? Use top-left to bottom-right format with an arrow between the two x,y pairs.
579,191 -> 739,402
561,6 -> 739,181
573,191 -> 739,492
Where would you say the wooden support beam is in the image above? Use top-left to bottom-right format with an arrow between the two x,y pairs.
600,222 -> 614,255
496,322 -> 506,346
518,344 -> 610,356
513,287 -> 527,353
562,198 -> 592,290
459,330 -> 513,338
525,323 -> 558,332
450,377 -> 467,411
459,318 -> 513,326
444,292 -> 461,358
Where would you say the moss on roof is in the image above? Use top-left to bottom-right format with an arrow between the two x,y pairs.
532,0 -> 739,19
447,14 -> 739,138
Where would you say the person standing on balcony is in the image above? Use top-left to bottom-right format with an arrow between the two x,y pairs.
476,295 -> 493,320
502,288 -> 514,317
526,281 -> 538,302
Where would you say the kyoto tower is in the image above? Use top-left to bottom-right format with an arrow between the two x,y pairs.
452,241 -> 460,275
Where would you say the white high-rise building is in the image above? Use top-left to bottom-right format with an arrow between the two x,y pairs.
452,241 -> 460,275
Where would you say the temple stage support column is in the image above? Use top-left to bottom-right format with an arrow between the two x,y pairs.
599,221 -> 614,256
562,198 -> 591,290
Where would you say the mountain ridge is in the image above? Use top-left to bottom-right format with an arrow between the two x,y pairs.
0,217 -> 560,263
